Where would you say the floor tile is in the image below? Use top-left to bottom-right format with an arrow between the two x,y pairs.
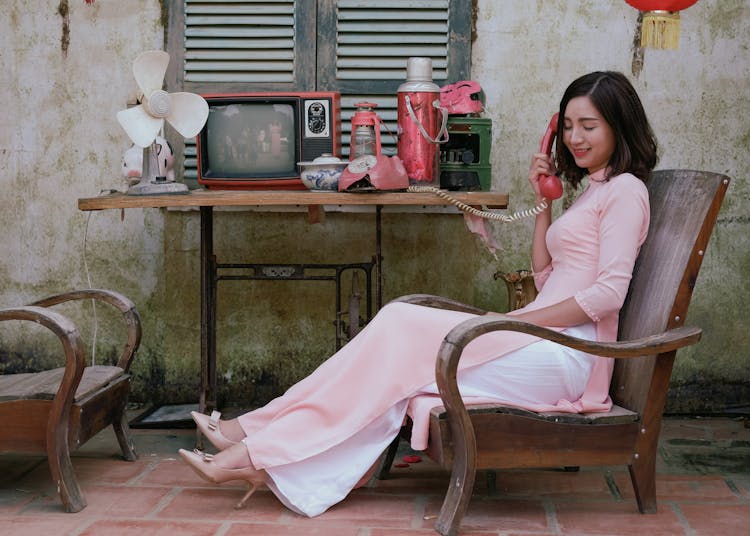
158,487 -> 285,522
224,523 -> 359,535
284,492 -> 420,529
614,473 -> 740,502
0,515 -> 88,536
21,484 -> 172,518
555,502 -> 686,535
678,503 -> 750,535
371,529 -> 500,536
0,489 -> 38,515
69,457 -> 153,485
423,497 -> 549,533
78,519 -> 221,536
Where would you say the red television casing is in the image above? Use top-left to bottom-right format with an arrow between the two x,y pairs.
196,91 -> 341,190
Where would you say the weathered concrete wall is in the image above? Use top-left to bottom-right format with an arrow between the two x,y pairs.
1,0 -> 747,413
0,1 -> 167,371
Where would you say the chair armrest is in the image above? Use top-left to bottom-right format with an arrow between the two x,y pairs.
390,294 -> 487,315
434,315 -> 702,421
442,316 -> 701,360
29,289 -> 142,371
0,306 -> 86,445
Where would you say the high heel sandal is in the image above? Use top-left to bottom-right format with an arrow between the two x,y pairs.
179,448 -> 265,509
191,410 -> 238,450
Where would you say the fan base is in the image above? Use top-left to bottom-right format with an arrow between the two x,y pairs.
127,179 -> 189,196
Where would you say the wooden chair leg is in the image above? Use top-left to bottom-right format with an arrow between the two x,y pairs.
47,433 -> 86,512
113,409 -> 138,462
434,437 -> 477,536
629,454 -> 657,513
629,354 -> 672,514
376,433 -> 401,479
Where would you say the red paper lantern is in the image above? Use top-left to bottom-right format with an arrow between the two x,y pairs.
625,0 -> 699,49
626,1 -> 698,9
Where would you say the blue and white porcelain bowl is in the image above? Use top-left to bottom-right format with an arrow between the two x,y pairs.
298,154 -> 348,191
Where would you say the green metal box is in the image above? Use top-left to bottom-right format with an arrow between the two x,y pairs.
439,117 -> 492,191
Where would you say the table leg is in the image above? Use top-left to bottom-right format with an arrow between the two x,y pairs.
199,206 -> 217,446
376,205 -> 383,310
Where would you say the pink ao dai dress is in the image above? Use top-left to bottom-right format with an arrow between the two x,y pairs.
236,169 -> 650,516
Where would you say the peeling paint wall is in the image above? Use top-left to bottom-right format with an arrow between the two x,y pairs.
1,0 -> 747,414
0,1 -> 167,371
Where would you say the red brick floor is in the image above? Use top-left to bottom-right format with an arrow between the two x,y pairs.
0,416 -> 747,535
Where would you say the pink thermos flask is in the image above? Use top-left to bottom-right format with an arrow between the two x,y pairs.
397,57 -> 448,186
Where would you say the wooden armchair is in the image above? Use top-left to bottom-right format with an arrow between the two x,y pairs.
0,289 -> 141,512
380,170 -> 730,536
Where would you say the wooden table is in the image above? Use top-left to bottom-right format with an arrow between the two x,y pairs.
78,189 -> 509,422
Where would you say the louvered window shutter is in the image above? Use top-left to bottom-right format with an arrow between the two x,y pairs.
175,0 -> 317,93
317,0 -> 469,93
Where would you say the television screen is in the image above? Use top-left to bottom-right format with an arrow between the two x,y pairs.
203,102 -> 297,178
197,91 -> 340,190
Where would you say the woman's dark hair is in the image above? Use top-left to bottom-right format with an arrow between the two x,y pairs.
555,71 -> 658,187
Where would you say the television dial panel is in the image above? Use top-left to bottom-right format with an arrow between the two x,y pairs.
304,99 -> 330,138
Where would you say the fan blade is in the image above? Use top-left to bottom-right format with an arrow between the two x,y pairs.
133,50 -> 169,96
117,105 -> 164,148
166,92 -> 209,139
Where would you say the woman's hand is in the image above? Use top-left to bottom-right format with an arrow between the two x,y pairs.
528,152 -> 556,200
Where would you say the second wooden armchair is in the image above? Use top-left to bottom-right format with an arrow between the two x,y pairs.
0,289 -> 141,512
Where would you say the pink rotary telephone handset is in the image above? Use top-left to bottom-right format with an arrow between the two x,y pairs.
537,113 -> 564,200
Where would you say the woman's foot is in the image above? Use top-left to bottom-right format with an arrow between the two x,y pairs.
179,444 -> 266,509
191,410 -> 244,450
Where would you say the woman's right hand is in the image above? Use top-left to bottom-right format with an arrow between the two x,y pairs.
528,152 -> 556,200
528,152 -> 555,271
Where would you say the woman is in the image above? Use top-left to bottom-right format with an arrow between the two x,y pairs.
179,70 -> 658,516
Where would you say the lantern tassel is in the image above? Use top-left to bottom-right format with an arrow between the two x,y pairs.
641,10 -> 681,49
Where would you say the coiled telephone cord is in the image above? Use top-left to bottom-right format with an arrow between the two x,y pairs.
405,185 -> 548,222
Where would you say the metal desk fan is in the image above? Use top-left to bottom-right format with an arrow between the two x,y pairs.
117,50 -> 208,195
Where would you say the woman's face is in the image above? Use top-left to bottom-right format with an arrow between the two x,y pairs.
562,96 -> 616,175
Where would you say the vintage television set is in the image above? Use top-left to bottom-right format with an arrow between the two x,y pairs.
196,91 -> 341,190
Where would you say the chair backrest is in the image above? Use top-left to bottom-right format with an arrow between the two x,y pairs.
611,170 -> 729,414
